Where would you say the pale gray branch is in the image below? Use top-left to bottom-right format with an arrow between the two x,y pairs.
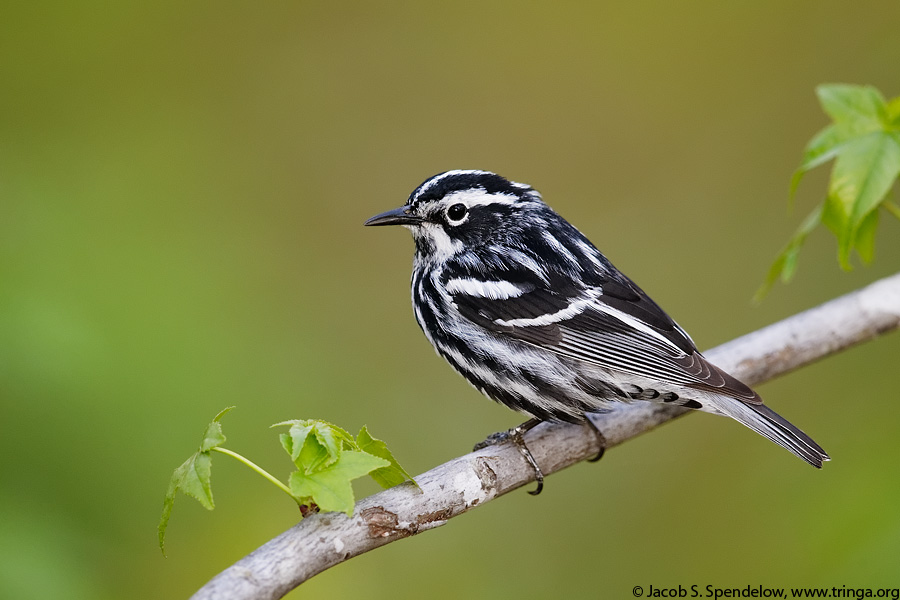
192,272 -> 900,600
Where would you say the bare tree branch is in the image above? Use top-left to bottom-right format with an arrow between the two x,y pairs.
192,272 -> 900,600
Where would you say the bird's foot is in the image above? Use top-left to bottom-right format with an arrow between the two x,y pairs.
584,415 -> 607,463
474,418 -> 545,495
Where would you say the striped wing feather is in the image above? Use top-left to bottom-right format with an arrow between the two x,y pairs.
451,270 -> 761,404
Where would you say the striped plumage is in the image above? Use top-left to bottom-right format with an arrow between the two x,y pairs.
366,170 -> 829,468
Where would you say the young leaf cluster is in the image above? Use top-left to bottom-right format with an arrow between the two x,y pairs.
275,420 -> 413,516
159,410 -> 414,554
759,84 -> 900,299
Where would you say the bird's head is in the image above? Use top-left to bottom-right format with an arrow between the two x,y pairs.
365,170 -> 547,261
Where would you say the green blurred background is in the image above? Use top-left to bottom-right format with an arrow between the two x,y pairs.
2,2 -> 899,598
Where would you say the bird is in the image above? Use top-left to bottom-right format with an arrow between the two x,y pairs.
365,169 -> 829,492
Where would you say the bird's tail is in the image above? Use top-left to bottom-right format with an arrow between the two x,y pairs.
716,400 -> 830,468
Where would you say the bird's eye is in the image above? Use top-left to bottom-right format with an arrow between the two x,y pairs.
446,203 -> 468,224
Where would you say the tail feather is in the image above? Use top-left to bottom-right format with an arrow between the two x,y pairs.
717,400 -> 830,468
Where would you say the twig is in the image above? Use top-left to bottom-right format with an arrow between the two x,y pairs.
192,272 -> 900,600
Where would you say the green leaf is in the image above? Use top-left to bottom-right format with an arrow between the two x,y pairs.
790,124 -> 846,207
313,424 -> 343,464
169,453 -> 215,509
297,433 -> 333,473
853,208 -> 879,264
825,131 -> 900,268
277,420 -> 311,463
888,97 -> 900,126
754,205 -> 822,302
884,200 -> 900,221
356,426 -> 416,489
275,420 -> 355,473
199,407 -> 233,452
288,450 -> 390,515
816,84 -> 887,134
278,432 -> 295,460
800,124 -> 848,170
158,407 -> 234,554
762,85 -> 900,299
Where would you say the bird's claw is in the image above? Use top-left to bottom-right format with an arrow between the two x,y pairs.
475,418 -> 545,495
472,430 -> 513,451
585,416 -> 607,463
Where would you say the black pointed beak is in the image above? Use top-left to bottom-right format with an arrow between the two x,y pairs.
364,205 -> 423,226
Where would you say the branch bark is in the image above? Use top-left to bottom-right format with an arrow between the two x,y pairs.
192,272 -> 900,600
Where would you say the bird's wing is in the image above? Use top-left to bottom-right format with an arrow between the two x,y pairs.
450,268 -> 760,403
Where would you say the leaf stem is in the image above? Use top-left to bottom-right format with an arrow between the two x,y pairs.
212,447 -> 300,505
884,200 -> 900,221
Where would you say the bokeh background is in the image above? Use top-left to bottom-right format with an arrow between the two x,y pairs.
2,2 -> 899,598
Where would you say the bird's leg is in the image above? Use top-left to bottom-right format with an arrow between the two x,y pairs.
473,418 -> 545,495
510,419 -> 545,495
584,415 -> 607,463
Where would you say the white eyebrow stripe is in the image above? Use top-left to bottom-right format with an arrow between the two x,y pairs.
446,278 -> 527,300
442,189 -> 519,207
414,170 -> 492,199
494,291 -> 601,327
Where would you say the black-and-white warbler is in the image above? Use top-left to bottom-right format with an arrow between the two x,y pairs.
366,170 -> 829,488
